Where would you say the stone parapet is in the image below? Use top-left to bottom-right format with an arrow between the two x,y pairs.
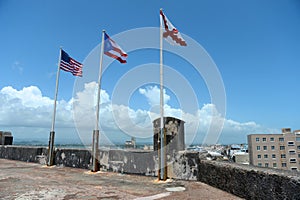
1,146 -> 299,199
198,160 -> 300,200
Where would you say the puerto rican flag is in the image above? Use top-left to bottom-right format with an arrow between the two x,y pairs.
104,33 -> 127,63
160,10 -> 187,46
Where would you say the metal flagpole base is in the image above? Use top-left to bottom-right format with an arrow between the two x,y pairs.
47,131 -> 55,166
91,130 -> 100,172
163,127 -> 167,181
159,127 -> 167,181
158,131 -> 161,180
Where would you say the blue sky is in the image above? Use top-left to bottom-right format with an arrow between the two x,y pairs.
0,0 -> 300,145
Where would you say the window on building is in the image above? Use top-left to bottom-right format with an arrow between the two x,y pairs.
281,154 -> 286,158
297,146 -> 300,150
290,158 -> 297,163
298,154 -> 300,158
270,137 -> 274,142
272,154 -> 276,159
256,137 -> 260,142
273,163 -> 277,168
258,163 -> 262,167
271,146 -> 275,150
264,154 -> 268,158
296,137 -> 300,141
282,163 -> 287,167
257,146 -> 261,150
279,138 -> 284,142
289,150 -> 296,155
291,167 -> 298,171
262,137 -> 266,142
288,141 -> 295,146
263,146 -> 267,150
280,146 -> 285,150
257,155 -> 261,159
265,163 -> 269,167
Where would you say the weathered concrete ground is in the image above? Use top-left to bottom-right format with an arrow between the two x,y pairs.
0,159 -> 243,200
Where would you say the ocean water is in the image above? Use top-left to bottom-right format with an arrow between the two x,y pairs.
12,138 -> 151,150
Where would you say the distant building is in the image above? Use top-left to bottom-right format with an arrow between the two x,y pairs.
232,152 -> 249,165
124,137 -> 136,149
248,128 -> 300,171
228,144 -> 242,158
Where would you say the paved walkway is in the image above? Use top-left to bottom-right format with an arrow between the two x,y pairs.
0,159 -> 243,199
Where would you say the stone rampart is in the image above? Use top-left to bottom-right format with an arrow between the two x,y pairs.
0,146 -> 47,163
55,148 -> 92,169
104,149 -> 157,176
198,160 -> 300,200
0,146 -> 299,199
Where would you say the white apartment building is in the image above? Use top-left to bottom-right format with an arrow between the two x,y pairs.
248,128 -> 300,171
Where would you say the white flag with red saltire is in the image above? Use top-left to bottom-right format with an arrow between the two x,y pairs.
160,10 -> 187,46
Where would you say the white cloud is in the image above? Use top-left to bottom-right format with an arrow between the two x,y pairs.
139,85 -> 170,106
0,86 -> 77,129
0,84 -> 280,145
1,86 -> 52,108
73,81 -> 110,108
72,81 -> 111,129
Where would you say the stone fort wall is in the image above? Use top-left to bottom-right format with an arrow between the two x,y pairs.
0,146 -> 299,199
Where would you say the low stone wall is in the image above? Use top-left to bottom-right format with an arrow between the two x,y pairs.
0,145 -> 47,163
103,149 -> 157,176
55,148 -> 92,169
198,160 -> 300,200
170,151 -> 200,180
1,146 -> 299,200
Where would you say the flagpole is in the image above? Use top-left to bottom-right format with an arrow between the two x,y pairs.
47,48 -> 62,166
96,30 -> 106,132
92,30 -> 105,172
159,8 -> 166,180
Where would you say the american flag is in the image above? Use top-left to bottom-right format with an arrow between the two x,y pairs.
60,49 -> 83,77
